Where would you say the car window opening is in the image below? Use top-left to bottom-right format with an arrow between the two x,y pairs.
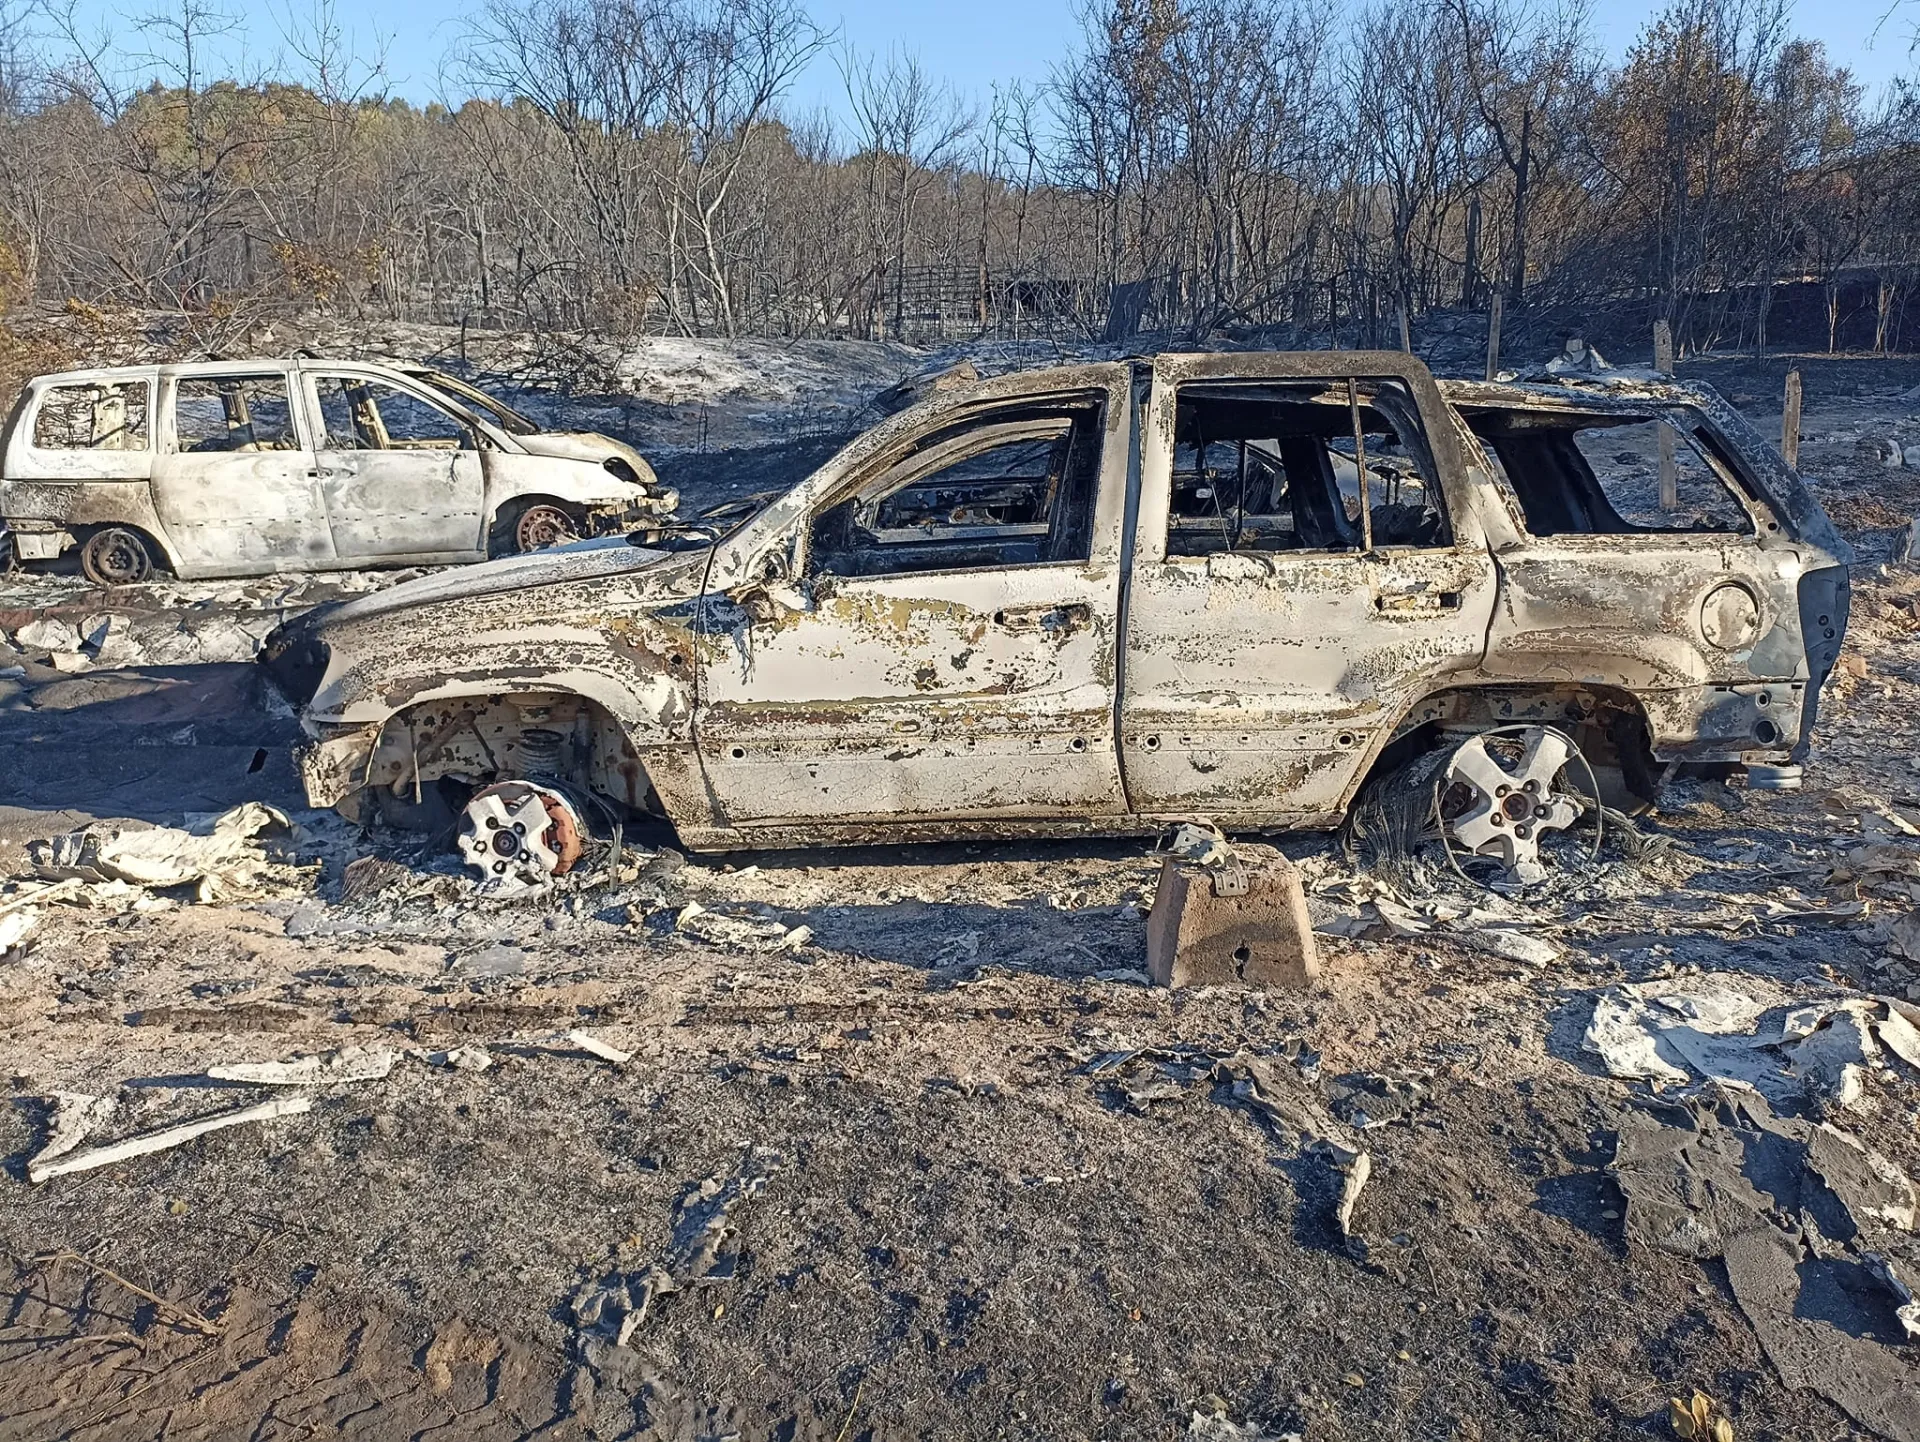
314,377 -> 474,453
174,375 -> 300,453
34,381 -> 150,451
808,399 -> 1105,578
1167,378 -> 1450,557
1463,406 -> 1761,536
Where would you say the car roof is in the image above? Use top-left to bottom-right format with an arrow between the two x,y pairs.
29,358 -> 417,386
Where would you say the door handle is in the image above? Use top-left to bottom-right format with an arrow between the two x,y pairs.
1373,589 -> 1463,616
994,602 -> 1093,633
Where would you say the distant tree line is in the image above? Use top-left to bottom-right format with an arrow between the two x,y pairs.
0,0 -> 1916,359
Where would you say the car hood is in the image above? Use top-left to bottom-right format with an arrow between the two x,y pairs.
310,538 -> 690,629
517,430 -> 657,478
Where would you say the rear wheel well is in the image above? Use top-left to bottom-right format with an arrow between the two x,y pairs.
1368,684 -> 1666,812
75,523 -> 170,584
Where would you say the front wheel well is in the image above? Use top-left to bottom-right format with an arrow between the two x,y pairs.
354,691 -> 662,831
488,496 -> 585,556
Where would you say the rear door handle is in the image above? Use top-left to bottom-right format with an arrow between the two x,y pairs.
994,602 -> 1093,633
1373,589 -> 1463,615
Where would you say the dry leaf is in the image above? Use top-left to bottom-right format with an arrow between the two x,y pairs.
1710,1417 -> 1734,1442
1669,1399 -> 1698,1437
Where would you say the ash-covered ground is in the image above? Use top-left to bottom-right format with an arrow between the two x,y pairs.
1,340 -> 1919,1442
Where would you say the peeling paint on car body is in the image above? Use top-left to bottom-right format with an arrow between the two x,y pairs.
264,353 -> 1851,851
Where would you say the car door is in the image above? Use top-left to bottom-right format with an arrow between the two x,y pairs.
150,369 -> 337,574
1117,352 -> 1500,822
694,368 -> 1134,829
300,368 -> 486,560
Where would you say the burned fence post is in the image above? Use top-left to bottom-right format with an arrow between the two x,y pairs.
1654,320 -> 1677,511
1485,291 -> 1503,381
1783,368 -> 1803,470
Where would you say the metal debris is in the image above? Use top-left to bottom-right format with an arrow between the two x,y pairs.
27,802 -> 293,896
1212,1052 -> 1371,1241
1788,1008 -> 1877,1113
1583,977 -> 1916,1110
1187,1411 -> 1299,1442
572,1148 -> 782,1351
27,1092 -> 117,1175
206,1046 -> 396,1087
1609,1086 -> 1919,1441
0,906 -> 37,957
675,901 -> 811,952
1864,1253 -> 1920,1341
1456,927 -> 1562,966
427,1045 -> 495,1072
28,1093 -> 313,1183
1165,822 -> 1232,867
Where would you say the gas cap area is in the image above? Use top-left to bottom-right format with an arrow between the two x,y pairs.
1701,582 -> 1761,651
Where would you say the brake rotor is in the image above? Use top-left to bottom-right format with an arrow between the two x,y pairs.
456,780 -> 587,895
1440,726 -> 1590,885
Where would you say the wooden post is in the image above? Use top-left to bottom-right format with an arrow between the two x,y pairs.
1782,368 -> 1803,470
1654,320 -> 1677,511
1485,291 -> 1503,381
1397,303 -> 1411,354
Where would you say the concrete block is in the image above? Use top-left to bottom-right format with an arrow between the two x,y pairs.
1145,851 -> 1319,990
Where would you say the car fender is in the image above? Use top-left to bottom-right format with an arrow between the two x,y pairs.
479,452 -> 654,519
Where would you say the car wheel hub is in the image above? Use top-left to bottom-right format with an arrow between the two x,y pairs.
456,780 -> 587,895
1441,726 -> 1586,885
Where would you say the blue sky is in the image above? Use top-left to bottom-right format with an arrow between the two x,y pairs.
49,0 -> 1920,114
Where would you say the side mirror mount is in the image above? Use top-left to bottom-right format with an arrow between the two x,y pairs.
728,578 -> 818,626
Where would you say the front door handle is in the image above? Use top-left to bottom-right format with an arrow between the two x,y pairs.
994,602 -> 1093,633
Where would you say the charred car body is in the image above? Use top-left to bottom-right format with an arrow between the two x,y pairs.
0,359 -> 675,583
263,352 -> 1850,857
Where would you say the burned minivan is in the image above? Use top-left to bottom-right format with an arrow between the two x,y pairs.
263,352 -> 1850,876
0,359 -> 676,583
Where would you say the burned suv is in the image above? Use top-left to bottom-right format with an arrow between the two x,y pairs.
264,352 -> 1849,865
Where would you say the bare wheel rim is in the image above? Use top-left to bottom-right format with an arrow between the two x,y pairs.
81,528 -> 152,585
515,505 -> 576,552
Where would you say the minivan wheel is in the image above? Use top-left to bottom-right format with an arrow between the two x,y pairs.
80,527 -> 155,585
514,504 -> 578,553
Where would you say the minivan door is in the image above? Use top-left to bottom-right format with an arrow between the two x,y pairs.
302,370 -> 486,561
151,370 -> 337,575
1118,353 -> 1500,823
